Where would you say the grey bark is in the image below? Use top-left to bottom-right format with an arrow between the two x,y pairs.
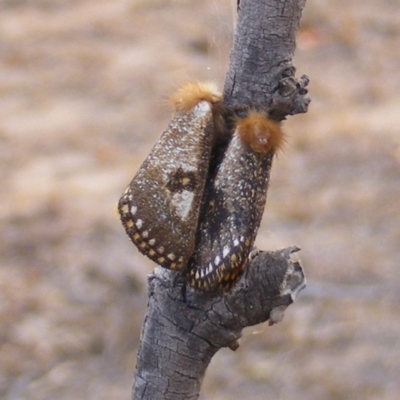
131,0 -> 310,399
224,0 -> 309,119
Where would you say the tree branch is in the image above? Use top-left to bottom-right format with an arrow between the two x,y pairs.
133,248 -> 305,400
131,0 -> 309,399
224,0 -> 309,119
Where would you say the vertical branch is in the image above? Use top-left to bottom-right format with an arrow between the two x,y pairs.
224,0 -> 309,118
130,1 -> 309,399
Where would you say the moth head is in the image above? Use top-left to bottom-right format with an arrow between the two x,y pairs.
236,111 -> 285,155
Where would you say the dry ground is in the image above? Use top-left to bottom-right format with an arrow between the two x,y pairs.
1,0 -> 400,399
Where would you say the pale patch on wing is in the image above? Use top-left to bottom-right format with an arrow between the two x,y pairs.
193,101 -> 212,118
171,190 -> 195,220
179,163 -> 197,173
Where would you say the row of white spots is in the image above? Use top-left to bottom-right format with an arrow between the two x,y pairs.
133,209 -> 178,263
195,236 -> 246,280
121,198 -> 155,249
120,192 -> 182,266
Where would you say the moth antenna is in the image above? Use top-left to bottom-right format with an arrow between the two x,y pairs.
236,111 -> 285,155
170,81 -> 222,112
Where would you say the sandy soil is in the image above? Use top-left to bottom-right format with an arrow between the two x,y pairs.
1,0 -> 400,399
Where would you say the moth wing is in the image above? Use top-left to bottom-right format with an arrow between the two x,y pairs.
188,132 -> 273,290
118,101 -> 214,270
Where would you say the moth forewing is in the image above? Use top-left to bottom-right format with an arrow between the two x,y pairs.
118,100 -> 216,270
188,112 -> 283,290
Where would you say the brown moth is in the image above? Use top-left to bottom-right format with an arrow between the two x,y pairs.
188,111 -> 284,291
118,82 -> 223,270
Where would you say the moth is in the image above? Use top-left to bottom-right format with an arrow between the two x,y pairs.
187,111 -> 284,291
118,82 -> 225,270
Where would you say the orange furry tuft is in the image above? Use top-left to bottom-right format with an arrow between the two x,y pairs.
236,111 -> 284,155
170,82 -> 222,112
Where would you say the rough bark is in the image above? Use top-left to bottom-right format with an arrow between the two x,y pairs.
225,0 -> 309,119
133,248 -> 305,400
131,0 -> 310,399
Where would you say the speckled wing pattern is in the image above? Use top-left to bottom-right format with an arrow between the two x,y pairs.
118,101 -> 214,270
187,132 -> 273,291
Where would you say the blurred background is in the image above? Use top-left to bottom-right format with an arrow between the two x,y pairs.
1,0 -> 400,399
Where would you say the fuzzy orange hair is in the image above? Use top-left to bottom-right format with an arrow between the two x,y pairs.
170,82 -> 222,112
236,111 -> 284,155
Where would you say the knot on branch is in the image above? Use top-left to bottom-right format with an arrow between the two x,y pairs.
151,246 -> 305,351
269,68 -> 311,120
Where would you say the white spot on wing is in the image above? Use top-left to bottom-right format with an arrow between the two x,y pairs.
208,263 -> 213,275
193,101 -> 211,118
131,205 -> 137,215
171,190 -> 195,220
179,163 -> 196,173
223,246 -> 230,258
214,255 -> 221,265
136,219 -> 143,229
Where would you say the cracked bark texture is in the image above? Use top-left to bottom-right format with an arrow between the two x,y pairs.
133,248 -> 305,400
131,0 -> 309,399
224,0 -> 309,120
